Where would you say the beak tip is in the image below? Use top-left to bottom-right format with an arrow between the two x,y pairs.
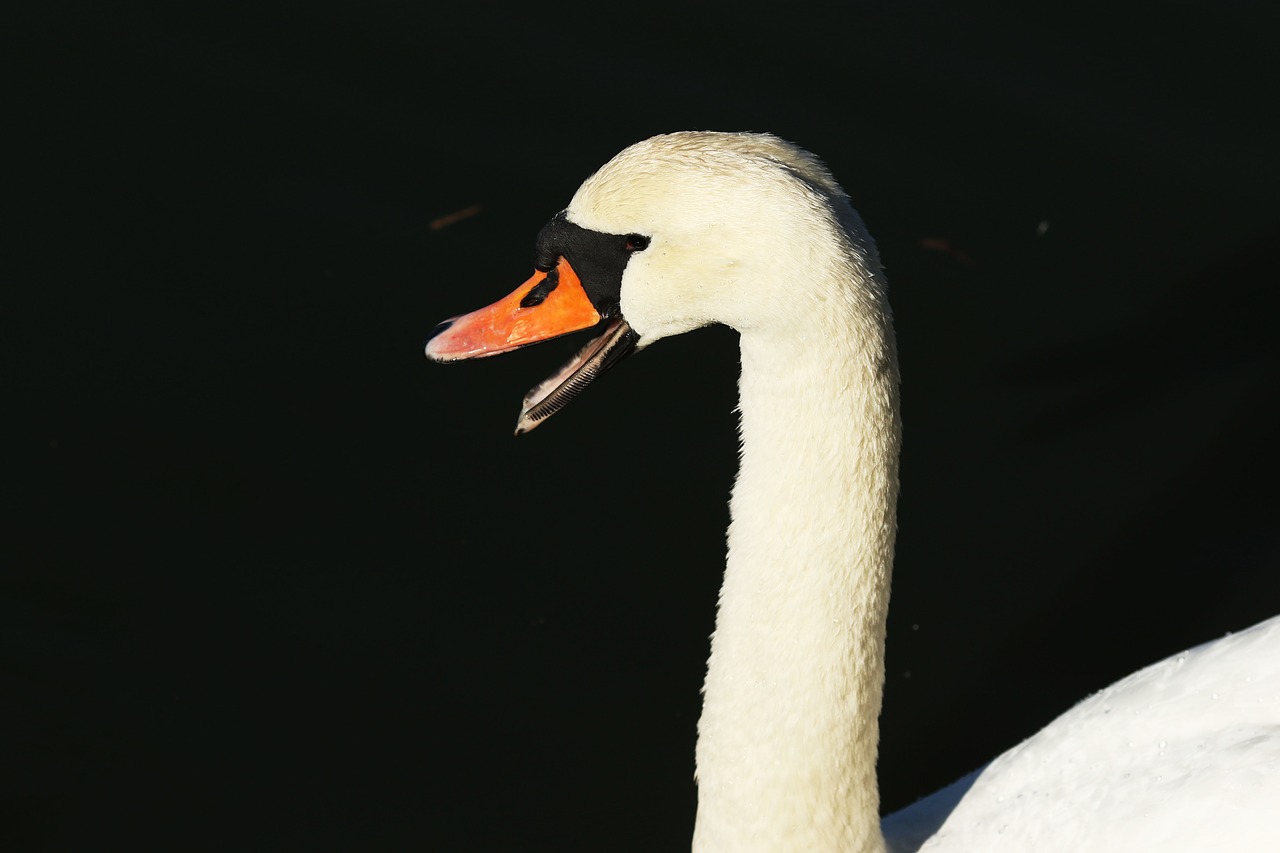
424,319 -> 455,360
513,415 -> 534,436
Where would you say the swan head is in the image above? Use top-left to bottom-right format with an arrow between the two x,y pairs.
425,131 -> 880,432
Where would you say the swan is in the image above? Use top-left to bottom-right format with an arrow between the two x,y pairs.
424,131 -> 1280,852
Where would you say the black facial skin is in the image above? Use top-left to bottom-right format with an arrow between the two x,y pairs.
532,212 -> 649,317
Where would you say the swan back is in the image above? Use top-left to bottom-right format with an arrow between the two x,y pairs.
885,615 -> 1280,852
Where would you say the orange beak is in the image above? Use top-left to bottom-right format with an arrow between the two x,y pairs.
424,258 -> 602,361
425,256 -> 639,434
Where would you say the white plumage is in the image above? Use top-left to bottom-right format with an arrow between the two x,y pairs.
884,615 -> 1280,852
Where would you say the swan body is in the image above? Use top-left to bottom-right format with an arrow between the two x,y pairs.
426,131 -> 1280,852
883,614 -> 1280,852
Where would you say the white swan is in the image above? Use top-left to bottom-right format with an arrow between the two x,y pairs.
425,131 -> 1280,852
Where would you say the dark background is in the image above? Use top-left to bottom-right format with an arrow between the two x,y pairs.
11,2 -> 1279,850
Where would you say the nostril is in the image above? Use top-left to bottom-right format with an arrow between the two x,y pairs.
519,266 -> 560,308
424,319 -> 454,355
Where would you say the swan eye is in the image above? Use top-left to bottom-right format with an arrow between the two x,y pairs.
624,234 -> 650,252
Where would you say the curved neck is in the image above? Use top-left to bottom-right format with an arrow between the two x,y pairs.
692,281 -> 900,853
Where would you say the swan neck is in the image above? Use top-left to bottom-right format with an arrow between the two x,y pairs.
692,287 -> 900,853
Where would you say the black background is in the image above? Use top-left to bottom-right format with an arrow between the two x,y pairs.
11,2 -> 1279,851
